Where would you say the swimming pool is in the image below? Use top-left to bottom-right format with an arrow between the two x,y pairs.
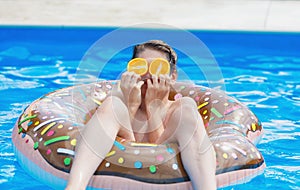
0,26 -> 299,190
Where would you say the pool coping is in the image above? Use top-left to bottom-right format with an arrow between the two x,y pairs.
1,0 -> 300,32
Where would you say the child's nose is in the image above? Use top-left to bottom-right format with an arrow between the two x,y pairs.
141,62 -> 152,79
142,71 -> 151,80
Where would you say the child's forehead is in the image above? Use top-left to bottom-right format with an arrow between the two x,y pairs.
137,48 -> 168,60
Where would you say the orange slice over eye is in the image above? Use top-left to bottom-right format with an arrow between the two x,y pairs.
127,58 -> 148,75
149,58 -> 170,76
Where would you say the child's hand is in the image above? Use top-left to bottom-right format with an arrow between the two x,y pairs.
120,71 -> 144,114
145,74 -> 171,115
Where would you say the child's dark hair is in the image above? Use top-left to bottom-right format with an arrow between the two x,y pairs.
132,40 -> 177,72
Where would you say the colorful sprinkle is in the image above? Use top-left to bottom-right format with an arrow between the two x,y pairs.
149,165 -> 157,174
18,114 -> 37,126
47,130 -> 55,137
106,150 -> 116,158
34,142 -> 39,150
114,141 -> 126,151
41,122 -> 56,135
194,96 -> 200,101
18,127 -> 23,134
231,152 -> 238,160
56,93 -> 69,97
34,121 -> 40,126
202,110 -> 208,115
216,120 -> 243,128
167,147 -> 175,154
33,118 -> 65,132
53,101 -> 63,110
21,133 -> 26,138
106,84 -> 112,89
189,90 -> 195,95
131,142 -> 157,147
222,153 -> 228,159
223,142 -> 247,157
118,157 -> 124,164
70,139 -> 77,146
27,121 -> 33,126
65,102 -> 86,114
228,99 -> 235,103
205,122 -> 209,128
77,88 -> 87,101
44,136 -> 70,146
180,85 -> 186,90
57,148 -> 75,156
256,152 -> 261,159
211,107 -> 223,118
46,149 -> 52,155
197,102 -> 209,109
64,157 -> 71,166
92,98 -> 102,106
105,162 -> 110,168
95,84 -> 102,88
212,100 -> 219,104
172,163 -> 178,170
156,155 -> 164,162
224,105 -> 241,115
174,93 -> 183,100
251,123 -> 257,131
134,161 -> 143,169
134,150 -> 140,155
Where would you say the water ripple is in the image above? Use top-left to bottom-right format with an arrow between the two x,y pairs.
0,47 -> 30,60
5,66 -> 68,79
260,120 -> 300,144
53,73 -> 99,85
0,75 -> 43,90
0,165 -> 16,179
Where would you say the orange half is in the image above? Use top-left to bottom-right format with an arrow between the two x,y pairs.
127,58 -> 148,75
149,58 -> 170,76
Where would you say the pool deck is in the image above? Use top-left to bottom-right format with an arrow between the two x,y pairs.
0,0 -> 300,32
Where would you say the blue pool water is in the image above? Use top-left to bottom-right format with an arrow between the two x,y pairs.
0,26 -> 299,190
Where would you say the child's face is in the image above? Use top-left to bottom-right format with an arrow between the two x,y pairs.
137,48 -> 169,82
136,48 -> 176,98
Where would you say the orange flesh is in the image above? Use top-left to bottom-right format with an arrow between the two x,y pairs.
127,58 -> 148,75
149,58 -> 170,76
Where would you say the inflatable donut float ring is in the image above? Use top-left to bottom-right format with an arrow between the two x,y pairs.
12,81 -> 266,189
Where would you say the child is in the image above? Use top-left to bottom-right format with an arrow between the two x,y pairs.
66,40 -> 216,190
